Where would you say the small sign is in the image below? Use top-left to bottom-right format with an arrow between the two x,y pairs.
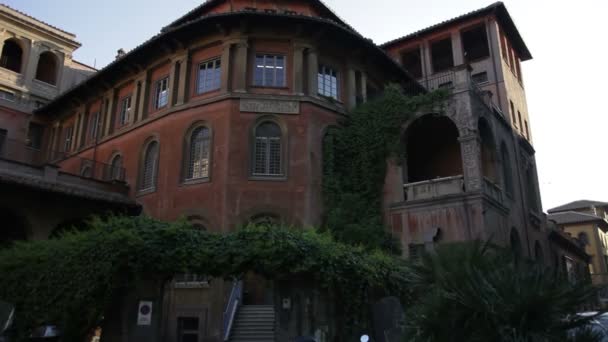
137,301 -> 153,326
240,99 -> 300,114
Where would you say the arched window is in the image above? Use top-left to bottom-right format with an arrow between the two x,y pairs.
139,140 -> 159,191
184,126 -> 211,181
510,227 -> 521,256
534,241 -> 543,263
109,154 -> 123,181
186,215 -> 208,231
35,51 -> 58,85
0,39 -> 23,73
252,121 -> 284,177
500,143 -> 513,196
249,213 -> 281,226
81,165 -> 92,178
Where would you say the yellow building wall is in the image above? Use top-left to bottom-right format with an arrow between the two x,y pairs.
564,223 -> 608,286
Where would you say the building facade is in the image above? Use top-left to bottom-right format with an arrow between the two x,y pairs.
0,1 -> 592,341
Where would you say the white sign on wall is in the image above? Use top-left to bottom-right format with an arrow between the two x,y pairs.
137,301 -> 153,326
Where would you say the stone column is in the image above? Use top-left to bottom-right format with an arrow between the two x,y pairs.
451,31 -> 464,66
135,71 -> 151,122
232,39 -> 249,93
459,134 -> 483,192
22,40 -> 39,88
345,67 -> 357,110
175,52 -> 190,106
292,43 -> 308,95
306,48 -> 318,97
103,89 -> 117,136
220,42 -> 232,93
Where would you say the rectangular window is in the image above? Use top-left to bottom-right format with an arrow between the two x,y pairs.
197,59 -> 221,94
64,126 -> 73,152
430,37 -> 454,73
89,112 -> 100,141
500,29 -> 509,62
517,111 -> 523,132
119,96 -> 132,126
471,72 -> 488,84
401,48 -> 423,79
254,137 -> 282,176
515,58 -> 523,82
254,54 -> 285,87
154,77 -> 169,109
317,64 -> 339,100
27,123 -> 44,150
461,25 -> 490,61
177,317 -> 199,342
0,90 -> 15,102
524,120 -> 530,139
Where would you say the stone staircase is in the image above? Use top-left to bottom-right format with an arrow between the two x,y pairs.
229,305 -> 275,342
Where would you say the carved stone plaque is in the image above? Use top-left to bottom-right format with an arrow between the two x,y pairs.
240,99 -> 300,114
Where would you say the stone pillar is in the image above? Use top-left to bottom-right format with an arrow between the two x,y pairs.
422,40 -> 433,78
451,31 -> 464,66
232,39 -> 249,93
360,72 -> 367,103
22,40 -> 39,88
306,48 -> 318,97
104,89 -> 117,136
459,134 -> 483,192
167,59 -> 181,108
220,42 -> 232,93
175,52 -> 190,106
345,67 -> 357,110
292,43 -> 308,95
135,71 -> 151,122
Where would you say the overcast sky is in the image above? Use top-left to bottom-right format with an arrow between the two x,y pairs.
6,0 -> 607,211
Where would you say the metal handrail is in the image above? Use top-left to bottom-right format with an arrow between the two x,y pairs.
222,280 -> 243,341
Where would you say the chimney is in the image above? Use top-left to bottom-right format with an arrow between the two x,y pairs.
116,49 -> 126,60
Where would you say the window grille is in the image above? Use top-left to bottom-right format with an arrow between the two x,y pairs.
197,59 -> 221,94
254,54 -> 285,87
186,127 -> 211,180
140,141 -> 158,190
253,122 -> 282,176
155,77 -> 169,109
318,64 -> 338,99
110,155 -> 123,180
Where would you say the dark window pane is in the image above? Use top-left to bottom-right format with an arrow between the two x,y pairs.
462,25 -> 490,61
431,38 -> 454,73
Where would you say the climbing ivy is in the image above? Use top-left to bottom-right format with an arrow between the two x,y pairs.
322,84 -> 447,253
0,216 -> 411,341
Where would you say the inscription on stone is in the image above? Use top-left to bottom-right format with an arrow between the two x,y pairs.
240,99 -> 300,114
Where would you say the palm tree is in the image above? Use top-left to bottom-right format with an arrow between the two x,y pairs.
404,241 -> 600,342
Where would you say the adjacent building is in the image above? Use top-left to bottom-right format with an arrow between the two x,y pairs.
0,1 -> 592,341
549,200 -> 608,286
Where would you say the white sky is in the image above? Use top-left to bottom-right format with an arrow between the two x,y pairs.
7,0 -> 608,211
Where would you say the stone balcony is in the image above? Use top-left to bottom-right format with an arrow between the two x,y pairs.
403,175 -> 465,202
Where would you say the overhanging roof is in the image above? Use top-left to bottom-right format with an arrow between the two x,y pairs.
37,11 -> 425,115
381,2 -> 532,61
548,200 -> 608,214
548,211 -> 608,231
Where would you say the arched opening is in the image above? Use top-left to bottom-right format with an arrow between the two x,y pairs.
50,218 -> 90,238
478,118 -> 498,183
510,227 -> 521,256
186,215 -> 208,231
534,241 -> 543,263
0,208 -> 28,248
35,51 -> 58,85
500,143 -> 513,196
252,121 -> 284,177
109,154 -> 123,181
249,213 -> 281,226
0,39 -> 23,73
405,115 -> 462,183
139,140 -> 159,191
184,125 -> 211,181
81,165 -> 92,178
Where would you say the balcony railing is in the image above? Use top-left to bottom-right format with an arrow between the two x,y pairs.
403,175 -> 465,202
0,137 -> 125,183
419,70 -> 456,91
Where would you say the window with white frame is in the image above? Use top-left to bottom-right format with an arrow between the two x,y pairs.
197,59 -> 221,94
253,122 -> 283,176
89,112 -> 100,141
254,54 -> 285,87
140,141 -> 159,191
63,126 -> 73,152
318,64 -> 338,99
154,77 -> 169,109
185,126 -> 211,180
119,96 -> 132,126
